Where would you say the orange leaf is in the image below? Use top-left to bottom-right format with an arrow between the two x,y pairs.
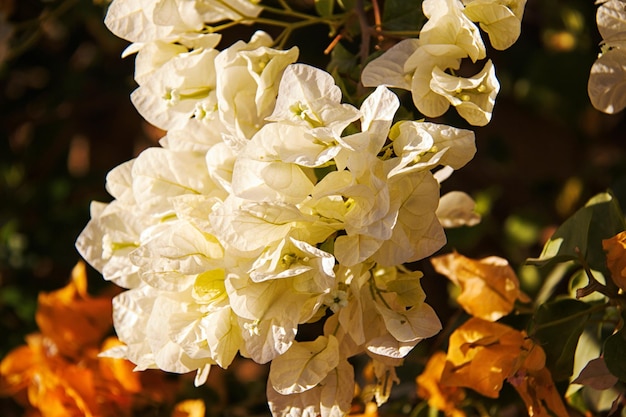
602,231 -> 626,291
431,252 -> 529,321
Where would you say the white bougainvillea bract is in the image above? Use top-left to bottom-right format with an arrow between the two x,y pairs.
76,0 -> 529,415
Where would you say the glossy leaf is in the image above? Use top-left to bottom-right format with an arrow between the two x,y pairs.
528,192 -> 625,274
382,0 -> 426,32
315,0 -> 335,17
531,299 -> 593,381
603,328 -> 626,382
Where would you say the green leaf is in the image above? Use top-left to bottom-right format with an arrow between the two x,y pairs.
382,0 -> 426,32
527,192 -> 626,273
336,0 -> 355,10
604,328 -> 626,382
531,298 -> 593,381
315,0 -> 335,17
327,42 -> 358,76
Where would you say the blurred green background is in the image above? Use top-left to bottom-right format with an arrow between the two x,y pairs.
1,0 -> 625,415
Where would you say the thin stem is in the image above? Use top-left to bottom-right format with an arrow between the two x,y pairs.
261,4 -> 331,21
368,276 -> 392,310
371,0 -> 384,48
276,0 -> 294,13
575,247 -> 618,299
205,20 -> 247,33
324,34 -> 343,55
378,29 -> 422,38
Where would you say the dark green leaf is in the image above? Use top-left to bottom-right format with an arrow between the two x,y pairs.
315,0 -> 335,17
527,192 -> 626,273
604,328 -> 626,382
337,0 -> 355,10
531,298 -> 593,381
327,42 -> 358,76
381,0 -> 426,32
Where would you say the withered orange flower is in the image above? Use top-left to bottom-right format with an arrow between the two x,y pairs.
431,251 -> 530,321
416,351 -> 466,417
348,401 -> 380,417
35,261 -> 113,359
441,318 -> 527,398
440,318 -> 568,417
602,231 -> 626,291
508,367 -> 569,417
0,261 -> 179,417
171,399 -> 206,417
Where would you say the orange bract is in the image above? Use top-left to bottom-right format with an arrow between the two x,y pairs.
416,351 -> 466,417
0,261 -> 179,417
171,399 -> 206,417
440,317 -> 568,417
602,230 -> 626,291
441,317 -> 527,398
509,367 -> 569,417
431,251 -> 529,321
35,262 -> 113,359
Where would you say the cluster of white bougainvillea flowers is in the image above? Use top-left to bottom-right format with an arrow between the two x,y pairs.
362,0 -> 526,126
74,1 -> 522,416
588,0 -> 626,114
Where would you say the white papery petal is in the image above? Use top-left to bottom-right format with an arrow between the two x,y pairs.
267,359 -> 354,417
436,191 -> 481,227
131,48 -> 218,130
268,64 -> 360,140
366,335 -> 418,358
376,302 -> 441,343
130,220 -> 224,291
420,0 -> 486,62
132,147 -> 219,216
146,292 -> 210,374
105,0 -> 170,43
588,48 -> 626,114
204,307 -> 243,368
463,0 -> 525,50
373,172 -> 445,266
597,0 -> 626,43
430,59 -> 500,126
216,41 -> 298,139
232,158 -> 315,204
269,336 -> 339,395
239,317 -> 297,364
334,234 -> 384,267
210,199 -> 312,252
361,39 -> 420,89
355,86 -> 400,154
